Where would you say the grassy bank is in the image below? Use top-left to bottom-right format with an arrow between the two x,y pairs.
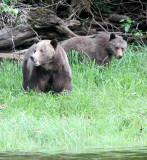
0,44 -> 147,152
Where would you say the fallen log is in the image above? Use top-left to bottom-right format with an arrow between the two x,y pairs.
29,8 -> 77,38
0,25 -> 35,50
14,49 -> 28,55
0,7 -> 77,52
0,53 -> 24,60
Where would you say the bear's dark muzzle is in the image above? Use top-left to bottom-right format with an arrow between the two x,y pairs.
30,56 -> 35,62
118,55 -> 122,59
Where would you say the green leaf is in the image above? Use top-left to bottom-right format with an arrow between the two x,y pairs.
125,24 -> 131,32
121,23 -> 125,27
13,8 -> 19,16
3,7 -> 9,12
134,32 -> 140,36
126,17 -> 132,24
3,0 -> 9,4
120,19 -> 125,22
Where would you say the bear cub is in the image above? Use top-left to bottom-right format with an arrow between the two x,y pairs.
23,39 -> 72,93
61,33 -> 127,65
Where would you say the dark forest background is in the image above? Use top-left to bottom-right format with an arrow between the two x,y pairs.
0,0 -> 146,53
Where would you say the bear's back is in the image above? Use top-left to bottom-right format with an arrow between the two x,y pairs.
61,36 -> 93,52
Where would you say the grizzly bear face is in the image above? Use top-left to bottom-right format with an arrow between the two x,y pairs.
107,33 -> 127,59
30,40 -> 58,69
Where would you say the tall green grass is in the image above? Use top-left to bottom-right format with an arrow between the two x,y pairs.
0,44 -> 146,152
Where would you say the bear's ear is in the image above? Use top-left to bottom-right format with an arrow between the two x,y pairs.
51,39 -> 58,49
109,33 -> 116,41
123,35 -> 128,41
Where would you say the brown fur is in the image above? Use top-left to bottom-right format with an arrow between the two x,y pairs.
61,33 -> 127,65
23,40 -> 72,93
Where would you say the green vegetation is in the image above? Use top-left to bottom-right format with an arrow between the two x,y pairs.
0,0 -> 18,17
120,17 -> 143,37
0,44 -> 147,152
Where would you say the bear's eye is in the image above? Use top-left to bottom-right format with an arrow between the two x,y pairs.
115,47 -> 119,50
40,49 -> 43,53
122,48 -> 124,51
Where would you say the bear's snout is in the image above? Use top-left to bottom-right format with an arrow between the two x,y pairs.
118,55 -> 122,59
30,55 -> 40,66
30,56 -> 35,62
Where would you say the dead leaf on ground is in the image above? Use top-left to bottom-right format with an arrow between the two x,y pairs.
0,103 -> 8,108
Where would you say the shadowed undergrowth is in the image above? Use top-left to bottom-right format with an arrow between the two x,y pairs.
0,44 -> 146,152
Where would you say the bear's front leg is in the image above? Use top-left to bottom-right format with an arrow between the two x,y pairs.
52,71 -> 72,93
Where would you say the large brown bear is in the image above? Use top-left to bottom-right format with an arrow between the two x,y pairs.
23,40 -> 72,93
61,33 -> 127,65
